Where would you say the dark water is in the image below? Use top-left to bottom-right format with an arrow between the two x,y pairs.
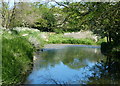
26,44 -> 120,84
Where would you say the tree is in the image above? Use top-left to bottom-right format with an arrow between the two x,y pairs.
9,2 -> 40,28
87,2 -> 120,44
1,0 -> 17,29
33,3 -> 57,32
55,2 -> 120,44
54,2 -> 93,32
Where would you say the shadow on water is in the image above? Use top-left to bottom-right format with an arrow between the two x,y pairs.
25,44 -> 120,84
87,53 -> 120,84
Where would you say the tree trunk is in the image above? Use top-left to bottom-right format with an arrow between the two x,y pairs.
109,31 -> 112,43
7,2 -> 16,29
107,35 -> 109,43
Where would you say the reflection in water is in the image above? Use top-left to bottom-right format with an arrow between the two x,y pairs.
26,45 -> 107,84
88,56 -> 120,84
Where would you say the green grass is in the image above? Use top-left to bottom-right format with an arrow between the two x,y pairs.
2,27 -> 48,85
96,38 -> 107,45
47,34 -> 106,45
2,31 -> 34,85
0,29 -> 2,85
12,28 -> 46,48
12,28 -> 106,46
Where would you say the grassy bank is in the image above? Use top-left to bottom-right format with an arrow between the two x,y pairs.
12,27 -> 46,49
2,27 -> 45,85
2,38 -> 33,85
47,33 -> 106,45
11,27 -> 106,46
2,31 -> 34,85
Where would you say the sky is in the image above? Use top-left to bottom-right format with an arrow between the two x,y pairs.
2,0 -> 119,2
2,0 -> 82,8
2,0 -> 83,3
2,0 -> 119,8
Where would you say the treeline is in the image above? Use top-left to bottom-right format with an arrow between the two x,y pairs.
1,2 -> 66,32
1,1 -> 120,43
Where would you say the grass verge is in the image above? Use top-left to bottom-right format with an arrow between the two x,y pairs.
2,30 -> 34,85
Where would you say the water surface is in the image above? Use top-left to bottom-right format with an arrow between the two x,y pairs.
26,44 -> 105,84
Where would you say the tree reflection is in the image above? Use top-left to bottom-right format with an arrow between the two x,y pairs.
28,46 -> 108,84
38,46 -> 104,70
88,55 -> 120,84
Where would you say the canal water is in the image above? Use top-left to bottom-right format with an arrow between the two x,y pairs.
26,44 -> 119,84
